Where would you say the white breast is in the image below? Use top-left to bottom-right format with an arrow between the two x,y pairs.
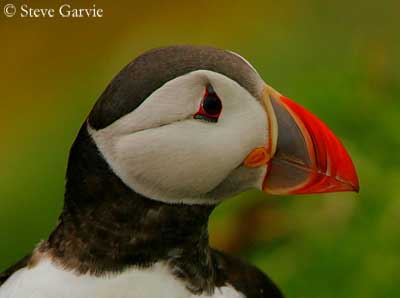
0,259 -> 245,298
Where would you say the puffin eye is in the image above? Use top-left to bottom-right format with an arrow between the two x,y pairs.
194,85 -> 222,123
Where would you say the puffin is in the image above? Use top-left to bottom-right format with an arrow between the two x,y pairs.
0,46 -> 359,298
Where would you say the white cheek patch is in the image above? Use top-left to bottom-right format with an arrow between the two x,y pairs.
89,70 -> 267,204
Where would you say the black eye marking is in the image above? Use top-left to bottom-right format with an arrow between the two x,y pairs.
194,84 -> 222,123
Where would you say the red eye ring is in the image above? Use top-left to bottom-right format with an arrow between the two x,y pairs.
194,85 -> 222,123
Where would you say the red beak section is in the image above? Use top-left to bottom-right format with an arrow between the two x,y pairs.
262,86 -> 359,195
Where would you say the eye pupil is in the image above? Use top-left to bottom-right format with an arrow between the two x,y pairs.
202,94 -> 222,116
193,84 -> 222,122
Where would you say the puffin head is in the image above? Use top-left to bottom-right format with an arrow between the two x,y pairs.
84,45 -> 358,206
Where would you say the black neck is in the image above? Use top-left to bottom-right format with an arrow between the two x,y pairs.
44,124 -> 217,294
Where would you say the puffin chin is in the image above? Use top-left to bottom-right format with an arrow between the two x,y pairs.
199,164 -> 267,204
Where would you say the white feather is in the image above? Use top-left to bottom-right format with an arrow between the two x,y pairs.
0,258 -> 245,298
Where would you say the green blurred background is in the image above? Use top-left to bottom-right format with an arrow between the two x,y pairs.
1,0 -> 399,297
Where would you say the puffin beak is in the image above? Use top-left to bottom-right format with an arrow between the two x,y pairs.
244,85 -> 359,195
